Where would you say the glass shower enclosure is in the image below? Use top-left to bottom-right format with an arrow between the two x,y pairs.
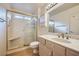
7,11 -> 37,50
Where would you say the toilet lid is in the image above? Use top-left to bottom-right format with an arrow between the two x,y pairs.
30,41 -> 39,46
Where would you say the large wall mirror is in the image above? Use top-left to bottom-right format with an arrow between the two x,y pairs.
48,14 -> 69,34
47,3 -> 79,35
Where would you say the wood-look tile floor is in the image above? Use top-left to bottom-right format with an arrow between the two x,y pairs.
7,48 -> 33,56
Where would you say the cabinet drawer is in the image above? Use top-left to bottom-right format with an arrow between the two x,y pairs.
37,37 -> 46,45
46,40 -> 54,50
53,43 -> 65,56
66,48 -> 79,56
39,43 -> 52,56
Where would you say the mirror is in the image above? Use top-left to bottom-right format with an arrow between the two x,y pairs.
48,14 -> 69,34
47,3 -> 79,35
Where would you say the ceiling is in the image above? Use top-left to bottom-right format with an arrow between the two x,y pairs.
11,3 -> 48,16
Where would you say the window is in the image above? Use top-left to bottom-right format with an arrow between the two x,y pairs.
14,13 -> 24,19
24,16 -> 31,20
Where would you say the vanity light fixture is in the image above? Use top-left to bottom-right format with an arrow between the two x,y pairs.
46,3 -> 58,11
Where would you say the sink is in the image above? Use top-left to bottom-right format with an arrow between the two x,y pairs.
43,35 -> 71,43
43,35 -> 58,39
52,38 -> 71,43
41,34 -> 79,44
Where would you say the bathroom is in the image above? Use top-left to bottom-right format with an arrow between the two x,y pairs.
0,3 -> 79,56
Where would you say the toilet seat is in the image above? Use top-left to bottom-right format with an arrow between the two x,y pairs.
30,41 -> 39,48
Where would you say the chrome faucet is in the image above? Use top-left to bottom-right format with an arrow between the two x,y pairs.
57,33 -> 71,39
60,33 -> 64,38
65,33 -> 71,39
57,33 -> 64,38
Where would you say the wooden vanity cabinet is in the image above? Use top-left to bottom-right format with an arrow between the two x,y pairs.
38,37 -> 79,56
45,40 -> 54,55
66,48 -> 79,56
53,43 -> 66,56
39,43 -> 52,56
38,37 -> 52,56
38,37 -> 66,56
37,37 -> 46,45
46,40 -> 54,49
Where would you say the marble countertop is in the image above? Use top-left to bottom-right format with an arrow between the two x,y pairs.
39,34 -> 79,52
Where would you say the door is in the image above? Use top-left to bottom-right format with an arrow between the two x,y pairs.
0,8 -> 6,56
53,43 -> 65,56
7,12 -> 37,49
39,43 -> 52,56
66,48 -> 79,56
0,19 -> 6,56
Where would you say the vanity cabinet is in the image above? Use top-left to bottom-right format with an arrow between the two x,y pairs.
37,37 -> 46,45
53,43 -> 66,56
66,48 -> 79,56
38,37 -> 52,56
46,40 -> 54,55
38,37 -> 65,56
46,40 -> 54,49
38,36 -> 79,56
39,43 -> 52,56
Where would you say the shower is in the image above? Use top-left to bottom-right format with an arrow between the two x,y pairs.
7,11 -> 37,50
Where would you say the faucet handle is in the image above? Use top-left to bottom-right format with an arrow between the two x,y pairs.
66,35 -> 71,39
61,33 -> 64,38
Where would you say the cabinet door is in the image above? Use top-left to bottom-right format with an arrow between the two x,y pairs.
46,40 -> 54,52
39,43 -> 52,56
46,40 -> 54,48
66,48 -> 79,56
37,37 -> 46,45
53,43 -> 65,56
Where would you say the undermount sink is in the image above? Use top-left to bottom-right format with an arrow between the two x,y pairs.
52,38 -> 71,43
43,34 -> 58,39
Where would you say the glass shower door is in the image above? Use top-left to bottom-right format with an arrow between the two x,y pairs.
23,17 -> 37,45
7,11 -> 37,50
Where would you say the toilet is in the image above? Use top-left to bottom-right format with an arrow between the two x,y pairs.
30,41 -> 39,55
